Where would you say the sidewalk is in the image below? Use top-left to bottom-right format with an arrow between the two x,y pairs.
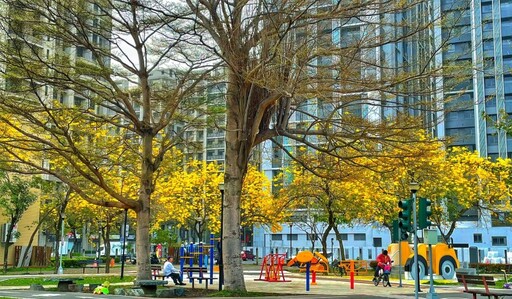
242,272 -> 469,299
0,265 -> 471,298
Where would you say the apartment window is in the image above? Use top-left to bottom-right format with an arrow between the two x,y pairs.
492,236 -> 507,246
373,238 -> 382,247
474,234 -> 483,243
307,233 -> 319,241
341,234 -> 348,241
287,234 -> 298,241
354,233 -> 366,241
271,234 -> 282,241
488,134 -> 498,146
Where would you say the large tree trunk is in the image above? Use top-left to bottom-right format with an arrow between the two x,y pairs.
320,225 -> 333,257
223,142 -> 246,291
135,131 -> 155,281
135,202 -> 151,280
222,74 -> 249,291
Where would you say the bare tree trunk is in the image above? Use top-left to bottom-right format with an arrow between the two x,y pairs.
223,77 -> 248,291
20,211 -> 51,267
320,225 -> 333,257
2,231 -> 12,273
332,226 -> 346,260
136,207 -> 151,280
135,132 -> 155,281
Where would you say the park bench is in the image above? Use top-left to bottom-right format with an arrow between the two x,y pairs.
46,277 -> 84,292
183,266 -> 217,289
150,265 -> 166,280
134,279 -> 168,294
457,273 -> 512,299
78,260 -> 104,274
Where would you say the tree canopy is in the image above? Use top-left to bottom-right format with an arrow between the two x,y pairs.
0,0 -> 471,288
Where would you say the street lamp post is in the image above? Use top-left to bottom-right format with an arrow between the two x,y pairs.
58,213 -> 65,274
97,224 -> 102,259
289,223 -> 293,258
121,208 -> 128,279
410,181 -> 421,299
331,237 -> 334,262
218,183 -> 224,291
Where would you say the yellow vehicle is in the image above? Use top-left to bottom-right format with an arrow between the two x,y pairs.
286,251 -> 329,273
387,241 -> 459,279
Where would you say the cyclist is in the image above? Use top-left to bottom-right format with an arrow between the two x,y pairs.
373,249 -> 391,282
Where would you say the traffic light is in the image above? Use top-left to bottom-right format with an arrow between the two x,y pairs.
398,199 -> 413,238
391,220 -> 399,243
418,197 -> 432,229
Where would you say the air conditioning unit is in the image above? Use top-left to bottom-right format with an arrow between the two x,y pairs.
2,223 -> 18,243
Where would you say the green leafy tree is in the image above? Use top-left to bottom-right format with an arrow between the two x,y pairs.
0,173 -> 37,272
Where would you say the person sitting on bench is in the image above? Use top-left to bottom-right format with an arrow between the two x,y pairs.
163,256 -> 186,286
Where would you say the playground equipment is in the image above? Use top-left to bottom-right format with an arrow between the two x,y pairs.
388,240 -> 459,279
287,251 -> 329,273
256,253 -> 290,282
178,234 -> 217,285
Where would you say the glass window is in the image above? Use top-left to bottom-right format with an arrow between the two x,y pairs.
287,234 -> 298,241
341,234 -> 348,240
482,3 -> 492,13
492,236 -> 507,246
502,20 -> 512,34
488,134 -> 498,146
473,234 -> 483,243
307,234 -> 319,241
271,234 -> 282,241
354,233 -> 366,241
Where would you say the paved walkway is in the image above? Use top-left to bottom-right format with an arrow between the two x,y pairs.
242,271 -> 471,298
0,266 -> 477,298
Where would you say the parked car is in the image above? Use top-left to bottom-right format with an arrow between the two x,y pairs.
241,250 -> 255,261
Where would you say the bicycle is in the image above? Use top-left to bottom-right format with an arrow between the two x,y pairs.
331,259 -> 347,277
373,262 -> 392,287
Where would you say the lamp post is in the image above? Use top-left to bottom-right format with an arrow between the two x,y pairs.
58,213 -> 65,274
218,183 -> 224,291
288,223 -> 293,258
121,208 -> 128,279
410,181 -> 421,299
331,237 -> 334,262
97,224 -> 102,259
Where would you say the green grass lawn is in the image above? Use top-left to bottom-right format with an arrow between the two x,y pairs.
0,276 -> 135,286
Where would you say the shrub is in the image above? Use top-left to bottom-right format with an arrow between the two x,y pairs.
468,263 -> 511,274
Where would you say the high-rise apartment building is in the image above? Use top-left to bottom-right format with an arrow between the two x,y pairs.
436,0 -> 512,248
441,0 -> 512,160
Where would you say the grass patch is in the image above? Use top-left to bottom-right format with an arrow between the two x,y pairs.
0,276 -> 135,286
1,266 -> 54,274
419,279 -> 458,286
207,290 -> 287,297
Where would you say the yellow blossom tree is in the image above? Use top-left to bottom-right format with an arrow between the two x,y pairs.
156,162 -> 288,240
426,148 -> 511,242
